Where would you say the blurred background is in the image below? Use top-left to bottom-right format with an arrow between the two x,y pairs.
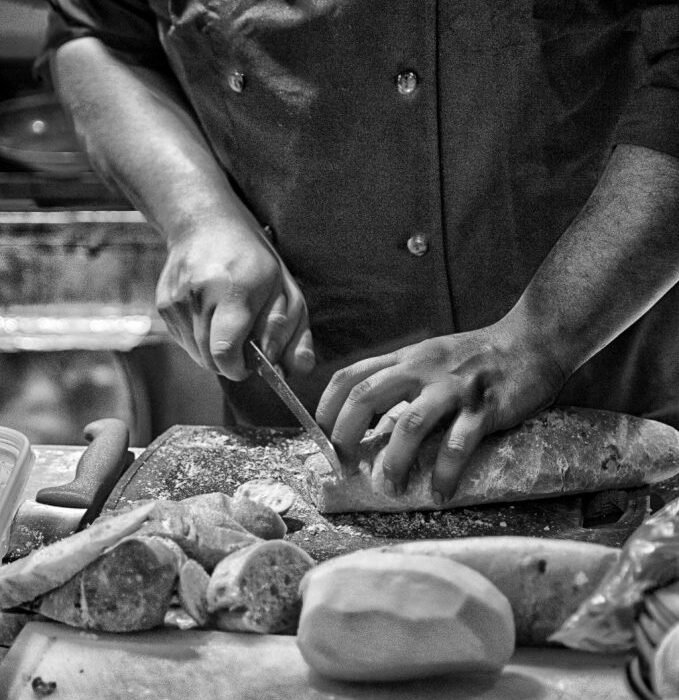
0,0 -> 224,446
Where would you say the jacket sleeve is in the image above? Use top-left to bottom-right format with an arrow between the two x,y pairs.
38,0 -> 165,68
614,2 -> 679,158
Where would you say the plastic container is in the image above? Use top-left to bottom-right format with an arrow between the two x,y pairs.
0,427 -> 35,559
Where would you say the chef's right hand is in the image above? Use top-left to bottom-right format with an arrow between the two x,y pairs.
156,216 -> 315,381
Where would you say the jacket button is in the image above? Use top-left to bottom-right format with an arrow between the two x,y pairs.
396,71 -> 419,95
228,71 -> 245,93
407,233 -> 429,256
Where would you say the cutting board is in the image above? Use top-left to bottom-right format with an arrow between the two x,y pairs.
102,425 -> 654,559
0,621 -> 635,700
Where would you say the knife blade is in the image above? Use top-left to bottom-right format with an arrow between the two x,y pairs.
248,340 -> 343,476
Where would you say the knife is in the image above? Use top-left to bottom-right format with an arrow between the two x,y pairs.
4,419 -> 133,561
248,340 -> 343,477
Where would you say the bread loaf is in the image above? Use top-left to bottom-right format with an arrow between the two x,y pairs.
381,537 -> 620,645
207,540 -> 315,634
38,536 -> 180,632
296,550 -> 515,681
304,407 -> 679,513
0,502 -> 155,610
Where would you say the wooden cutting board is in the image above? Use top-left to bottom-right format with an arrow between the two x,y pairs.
0,621 -> 635,700
102,424 -> 654,560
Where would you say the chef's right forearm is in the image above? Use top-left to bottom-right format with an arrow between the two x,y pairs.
51,37 -> 250,244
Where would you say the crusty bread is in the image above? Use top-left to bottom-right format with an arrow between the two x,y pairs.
382,537 -> 620,646
133,501 -> 260,572
297,550 -> 515,681
139,492 -> 286,540
233,479 -> 297,515
226,497 -> 287,540
207,541 -> 315,634
303,407 -> 679,513
38,536 -> 180,632
0,502 -> 155,610
174,493 -> 249,531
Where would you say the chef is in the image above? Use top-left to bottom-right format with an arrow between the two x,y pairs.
42,1 -> 679,503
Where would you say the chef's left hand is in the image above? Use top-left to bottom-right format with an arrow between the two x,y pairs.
316,319 -> 567,503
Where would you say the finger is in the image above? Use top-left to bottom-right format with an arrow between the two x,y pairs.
373,400 -> 410,434
316,354 -> 399,433
329,367 -> 417,466
283,316 -> 316,376
381,386 -> 455,496
432,410 -> 489,505
257,292 -> 289,364
158,302 -> 203,368
209,302 -> 256,381
193,300 -> 221,374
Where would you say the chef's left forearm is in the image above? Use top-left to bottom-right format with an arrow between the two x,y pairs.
508,144 -> 679,378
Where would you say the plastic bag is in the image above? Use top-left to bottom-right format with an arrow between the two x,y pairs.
550,496 -> 679,652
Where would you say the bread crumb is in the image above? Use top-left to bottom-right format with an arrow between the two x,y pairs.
573,571 -> 589,587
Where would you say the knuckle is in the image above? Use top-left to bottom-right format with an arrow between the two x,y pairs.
348,379 -> 375,404
328,367 -> 352,391
399,408 -> 428,436
440,436 -> 468,461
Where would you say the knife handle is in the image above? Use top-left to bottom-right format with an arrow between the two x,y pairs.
35,418 -> 133,526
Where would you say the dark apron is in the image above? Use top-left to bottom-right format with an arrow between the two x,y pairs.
147,0 -> 678,428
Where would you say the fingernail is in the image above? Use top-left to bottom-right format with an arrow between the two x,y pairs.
295,348 -> 316,374
433,491 -> 443,506
384,479 -> 396,498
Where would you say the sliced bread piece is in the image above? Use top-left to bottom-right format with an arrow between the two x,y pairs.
207,540 -> 315,634
226,497 -> 287,540
233,479 -> 297,515
0,502 -> 155,610
38,536 -> 180,632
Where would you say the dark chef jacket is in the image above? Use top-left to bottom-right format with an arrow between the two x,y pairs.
43,1 -> 679,428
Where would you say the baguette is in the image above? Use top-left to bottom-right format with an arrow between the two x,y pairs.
0,502 -> 155,610
207,541 -> 315,634
38,536 -> 180,632
381,537 -> 620,645
304,407 -> 679,513
297,550 -> 515,681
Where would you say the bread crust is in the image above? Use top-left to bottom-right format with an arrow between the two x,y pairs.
297,550 -> 515,681
382,537 -> 620,645
0,502 -> 156,610
304,407 -> 679,513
